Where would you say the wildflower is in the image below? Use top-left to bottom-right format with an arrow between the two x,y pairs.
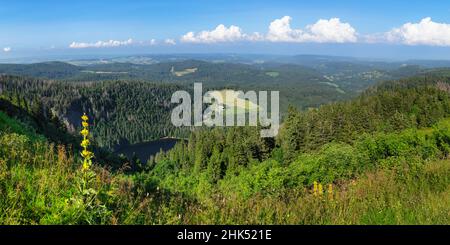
318,183 -> 323,196
313,181 -> 318,196
80,128 -> 89,137
328,184 -> 333,200
81,149 -> 92,159
80,113 -> 94,171
80,139 -> 90,148
82,159 -> 91,171
81,127 -> 89,135
81,113 -> 88,122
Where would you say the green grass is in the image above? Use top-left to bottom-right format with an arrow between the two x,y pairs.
182,159 -> 450,224
171,67 -> 198,77
0,111 -> 449,224
0,111 -> 43,142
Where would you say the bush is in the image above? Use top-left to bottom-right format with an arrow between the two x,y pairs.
290,143 -> 365,185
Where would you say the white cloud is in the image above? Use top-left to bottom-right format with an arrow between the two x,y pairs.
385,17 -> 450,46
165,39 -> 176,45
69,38 -> 133,48
3,47 -> 11,52
181,24 -> 243,43
180,16 -> 357,44
266,16 -> 301,42
267,16 -> 357,43
62,17 -> 450,48
306,18 -> 358,43
181,24 -> 264,43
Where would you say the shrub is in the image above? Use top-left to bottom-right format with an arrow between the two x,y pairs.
290,143 -> 364,185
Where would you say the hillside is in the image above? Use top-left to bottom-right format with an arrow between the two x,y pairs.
147,73 -> 450,192
0,62 -> 82,79
1,73 -> 448,224
0,58 -> 364,150
0,75 -> 187,149
0,58 -> 430,111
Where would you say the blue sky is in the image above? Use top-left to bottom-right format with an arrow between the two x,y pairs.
1,0 -> 450,59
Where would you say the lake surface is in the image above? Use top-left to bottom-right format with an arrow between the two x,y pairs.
115,138 -> 180,162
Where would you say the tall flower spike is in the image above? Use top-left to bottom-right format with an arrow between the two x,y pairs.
313,181 -> 318,196
80,113 -> 93,171
328,184 -> 333,200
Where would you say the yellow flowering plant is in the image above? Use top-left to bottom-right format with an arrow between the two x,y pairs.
80,113 -> 93,171
313,181 -> 334,201
328,184 -> 333,200
71,113 -> 110,223
318,183 -> 323,197
313,181 -> 318,196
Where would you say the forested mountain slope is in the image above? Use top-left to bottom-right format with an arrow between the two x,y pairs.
0,75 -> 186,149
0,61 -> 82,79
0,59 -> 429,114
0,72 -> 449,224
144,72 -> 450,202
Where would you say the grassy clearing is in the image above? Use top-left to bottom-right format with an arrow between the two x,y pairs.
265,71 -> 279,77
171,67 -> 198,77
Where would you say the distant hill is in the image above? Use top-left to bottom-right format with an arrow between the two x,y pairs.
0,61 -> 82,79
0,58 -> 445,118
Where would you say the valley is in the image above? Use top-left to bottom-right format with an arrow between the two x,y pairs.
0,54 -> 449,225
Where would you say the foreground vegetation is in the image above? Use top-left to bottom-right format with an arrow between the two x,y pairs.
0,73 -> 449,224
0,123 -> 448,224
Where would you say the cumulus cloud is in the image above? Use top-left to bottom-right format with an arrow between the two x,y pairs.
266,16 -> 357,43
180,16 -> 357,44
165,39 -> 176,45
181,24 -> 259,43
266,16 -> 301,42
3,47 -> 11,52
62,17 -> 450,48
69,38 -> 133,48
385,17 -> 450,46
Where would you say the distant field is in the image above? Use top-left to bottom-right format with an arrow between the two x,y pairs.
208,89 -> 259,111
320,81 -> 339,88
171,66 -> 198,76
81,70 -> 128,74
265,71 -> 280,77
203,89 -> 260,124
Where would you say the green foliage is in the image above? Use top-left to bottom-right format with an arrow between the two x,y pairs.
278,77 -> 450,161
1,72 -> 450,224
0,111 -> 43,141
291,143 -> 364,185
0,75 -> 188,149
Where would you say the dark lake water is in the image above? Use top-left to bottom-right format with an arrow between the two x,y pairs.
115,138 -> 180,163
